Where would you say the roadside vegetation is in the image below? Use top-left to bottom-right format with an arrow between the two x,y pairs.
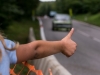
3,19 -> 40,44
54,0 -> 100,27
74,13 -> 100,27
0,0 -> 41,74
7,19 -> 40,74
36,0 -> 100,27
1,0 -> 100,74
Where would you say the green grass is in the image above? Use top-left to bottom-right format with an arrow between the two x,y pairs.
2,19 -> 41,74
4,19 -> 41,44
74,13 -> 100,27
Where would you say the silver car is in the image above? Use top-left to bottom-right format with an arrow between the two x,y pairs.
52,14 -> 72,31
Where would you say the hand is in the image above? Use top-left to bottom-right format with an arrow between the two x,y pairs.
61,28 -> 77,57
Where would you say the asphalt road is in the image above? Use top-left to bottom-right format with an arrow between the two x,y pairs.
41,18 -> 100,75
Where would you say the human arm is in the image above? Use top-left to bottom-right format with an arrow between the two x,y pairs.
16,28 -> 77,63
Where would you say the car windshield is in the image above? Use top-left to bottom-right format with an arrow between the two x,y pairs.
55,14 -> 70,20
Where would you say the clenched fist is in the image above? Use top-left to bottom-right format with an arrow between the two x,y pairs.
61,28 -> 77,57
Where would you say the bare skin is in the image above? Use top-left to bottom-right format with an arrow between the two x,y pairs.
16,28 -> 77,63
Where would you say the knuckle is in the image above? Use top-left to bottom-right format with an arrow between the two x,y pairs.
69,51 -> 75,56
74,42 -> 77,45
68,54 -> 72,57
67,55 -> 71,57
74,46 -> 76,50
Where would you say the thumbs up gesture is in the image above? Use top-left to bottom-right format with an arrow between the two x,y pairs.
61,28 -> 77,57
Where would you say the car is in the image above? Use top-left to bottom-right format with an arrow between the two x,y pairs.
52,14 -> 72,31
50,11 -> 57,18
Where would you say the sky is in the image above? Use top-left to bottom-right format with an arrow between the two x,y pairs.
40,0 -> 56,2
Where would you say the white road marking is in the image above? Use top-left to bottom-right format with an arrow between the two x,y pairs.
38,18 -> 71,75
93,37 -> 100,43
77,30 -> 89,37
77,30 -> 100,43
39,20 -> 43,26
38,19 -> 46,40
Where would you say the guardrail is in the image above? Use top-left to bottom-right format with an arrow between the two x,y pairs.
29,18 -> 71,75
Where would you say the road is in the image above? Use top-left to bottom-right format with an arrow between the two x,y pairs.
41,18 -> 100,75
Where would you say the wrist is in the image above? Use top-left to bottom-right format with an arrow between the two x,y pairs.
60,40 -> 65,53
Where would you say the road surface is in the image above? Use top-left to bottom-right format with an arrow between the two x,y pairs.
41,18 -> 100,75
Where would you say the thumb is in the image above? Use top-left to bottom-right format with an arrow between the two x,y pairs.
67,28 -> 74,39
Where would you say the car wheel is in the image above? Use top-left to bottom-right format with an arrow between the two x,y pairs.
55,28 -> 58,30
70,25 -> 72,29
68,27 -> 72,32
52,27 -> 55,30
65,28 -> 68,31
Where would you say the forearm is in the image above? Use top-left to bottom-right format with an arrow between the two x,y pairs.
30,40 -> 63,59
16,28 -> 77,63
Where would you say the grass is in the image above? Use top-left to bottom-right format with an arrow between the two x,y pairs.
74,13 -> 100,27
4,19 -> 41,44
2,19 -> 41,74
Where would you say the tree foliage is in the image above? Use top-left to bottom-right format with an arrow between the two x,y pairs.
0,0 -> 40,29
16,0 -> 40,17
56,0 -> 100,15
36,2 -> 56,16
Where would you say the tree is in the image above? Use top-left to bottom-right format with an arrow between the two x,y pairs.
0,0 -> 40,29
55,0 -> 100,14
0,0 -> 22,29
36,2 -> 53,16
16,0 -> 40,18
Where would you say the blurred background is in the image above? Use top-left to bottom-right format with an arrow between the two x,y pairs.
1,0 -> 100,75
